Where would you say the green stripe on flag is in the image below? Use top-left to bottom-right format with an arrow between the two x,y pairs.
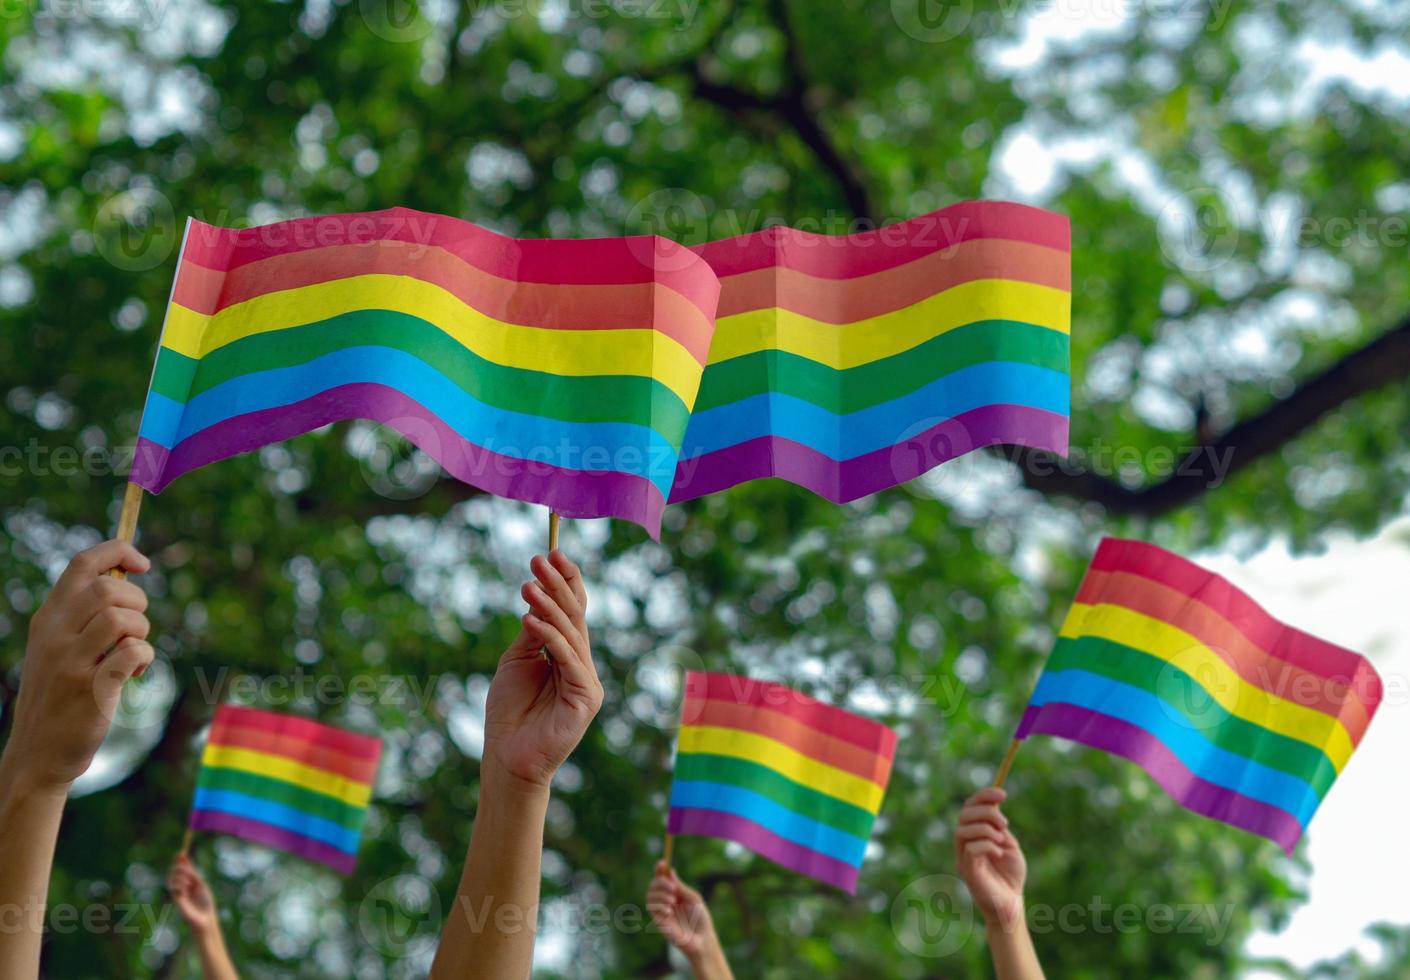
197,766 -> 369,831
674,752 -> 878,838
1050,635 -> 1337,799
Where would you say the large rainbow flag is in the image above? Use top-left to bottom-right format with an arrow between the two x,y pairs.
1017,538 -> 1382,852
189,705 -> 383,874
669,201 -> 1070,503
669,671 -> 897,893
130,207 -> 720,537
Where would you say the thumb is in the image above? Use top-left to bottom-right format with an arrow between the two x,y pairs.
93,638 -> 155,711
498,620 -> 542,664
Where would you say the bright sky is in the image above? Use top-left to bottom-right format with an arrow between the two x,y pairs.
1200,521 -> 1410,974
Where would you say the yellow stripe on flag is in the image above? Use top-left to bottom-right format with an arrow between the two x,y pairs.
160,274 -> 704,406
678,725 -> 885,813
200,745 -> 373,807
706,279 -> 1071,366
1061,602 -> 1355,771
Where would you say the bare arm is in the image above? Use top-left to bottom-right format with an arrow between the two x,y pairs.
0,540 -> 153,977
430,551 -> 602,980
955,788 -> 1045,980
646,862 -> 733,980
167,855 -> 239,980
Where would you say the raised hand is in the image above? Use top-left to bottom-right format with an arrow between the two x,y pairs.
482,550 -> 603,792
431,549 -> 603,980
647,862 -> 733,980
168,855 -> 219,934
955,787 -> 1027,929
166,855 -> 240,979
0,540 -> 151,977
5,538 -> 153,792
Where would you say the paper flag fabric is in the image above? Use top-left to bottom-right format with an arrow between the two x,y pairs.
1017,538 -> 1383,853
189,704 -> 383,874
130,207 -> 721,537
669,200 -> 1071,503
669,671 -> 898,893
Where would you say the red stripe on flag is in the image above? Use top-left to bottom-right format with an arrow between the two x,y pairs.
211,705 -> 382,761
1087,538 -> 1383,712
683,672 -> 897,761
205,723 -> 380,785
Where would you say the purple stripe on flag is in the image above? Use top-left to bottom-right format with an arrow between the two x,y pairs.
668,404 -> 1068,504
128,384 -> 667,536
1015,703 -> 1304,853
669,806 -> 861,893
190,808 -> 359,875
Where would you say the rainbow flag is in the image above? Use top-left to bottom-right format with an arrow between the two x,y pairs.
130,208 -> 720,537
189,705 -> 383,874
1017,538 -> 1383,852
669,201 -> 1070,503
669,671 -> 897,893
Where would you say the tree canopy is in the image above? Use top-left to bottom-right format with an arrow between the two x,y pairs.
2,0 -> 1407,976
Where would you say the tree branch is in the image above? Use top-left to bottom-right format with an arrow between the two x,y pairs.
1003,314 -> 1410,513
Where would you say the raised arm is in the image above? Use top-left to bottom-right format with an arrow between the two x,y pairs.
430,550 -> 603,980
0,540 -> 153,977
167,855 -> 239,980
955,787 -> 1045,980
646,861 -> 734,980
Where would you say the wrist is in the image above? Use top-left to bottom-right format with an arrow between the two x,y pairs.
479,758 -> 554,808
685,932 -> 726,970
984,896 -> 1028,936
0,748 -> 71,805
189,915 -> 223,940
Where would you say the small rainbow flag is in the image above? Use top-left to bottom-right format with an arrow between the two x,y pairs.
130,208 -> 720,537
670,200 -> 1070,503
189,705 -> 383,874
669,671 -> 897,893
1017,538 -> 1383,852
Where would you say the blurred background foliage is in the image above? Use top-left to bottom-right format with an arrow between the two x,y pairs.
1,0 -> 1408,976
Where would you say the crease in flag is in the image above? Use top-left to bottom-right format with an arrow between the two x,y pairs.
189,704 -> 383,875
1016,537 -> 1382,853
669,671 -> 898,893
129,207 -> 722,538
670,200 -> 1072,503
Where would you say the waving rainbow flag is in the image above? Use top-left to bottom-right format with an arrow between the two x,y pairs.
669,671 -> 897,893
189,705 -> 382,874
670,201 -> 1070,503
1017,538 -> 1382,852
130,208 -> 720,537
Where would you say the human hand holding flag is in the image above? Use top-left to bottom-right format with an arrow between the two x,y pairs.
646,861 -> 733,979
483,550 -> 602,793
955,788 -> 1044,980
432,550 -> 602,980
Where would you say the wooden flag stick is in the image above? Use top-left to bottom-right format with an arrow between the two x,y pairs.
179,827 -> 194,858
662,832 -> 674,869
108,482 -> 145,580
538,511 -> 562,662
992,739 -> 1021,789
